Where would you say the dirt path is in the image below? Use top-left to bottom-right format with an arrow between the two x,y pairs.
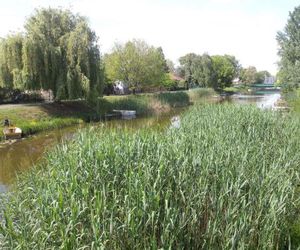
0,103 -> 45,110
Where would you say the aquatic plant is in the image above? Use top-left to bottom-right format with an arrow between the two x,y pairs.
1,104 -> 299,248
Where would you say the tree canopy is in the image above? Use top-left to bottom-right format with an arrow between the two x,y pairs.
211,55 -> 240,89
277,5 -> 300,90
179,53 -> 239,89
104,40 -> 167,92
240,66 -> 258,85
0,8 -> 103,100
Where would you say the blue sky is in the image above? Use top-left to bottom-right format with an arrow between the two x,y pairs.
0,0 -> 299,74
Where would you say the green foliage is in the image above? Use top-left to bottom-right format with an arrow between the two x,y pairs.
283,88 -> 300,113
166,59 -> 175,73
240,67 -> 271,85
1,105 -> 300,248
100,88 -> 214,115
179,53 -> 216,89
277,5 -> 300,89
179,53 -> 239,90
212,54 -> 239,89
191,54 -> 215,88
0,100 -> 102,140
256,70 -> 271,83
179,53 -> 197,88
161,73 -> 179,90
104,40 -> 166,91
0,34 -> 24,89
0,8 -> 103,100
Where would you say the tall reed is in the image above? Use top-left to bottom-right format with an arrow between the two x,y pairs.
1,104 -> 300,249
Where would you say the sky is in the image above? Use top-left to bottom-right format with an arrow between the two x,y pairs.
0,0 -> 299,75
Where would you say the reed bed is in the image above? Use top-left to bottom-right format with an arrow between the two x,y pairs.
101,88 -> 216,115
1,104 -> 300,249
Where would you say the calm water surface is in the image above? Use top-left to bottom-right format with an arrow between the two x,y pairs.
0,90 -> 281,191
0,109 -> 187,190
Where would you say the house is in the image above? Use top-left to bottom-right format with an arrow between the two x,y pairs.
113,81 -> 129,95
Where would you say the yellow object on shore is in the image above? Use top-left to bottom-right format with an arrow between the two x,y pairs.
3,126 -> 22,140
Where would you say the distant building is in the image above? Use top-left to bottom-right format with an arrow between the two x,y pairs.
113,81 -> 130,95
233,78 -> 240,84
170,73 -> 184,82
264,76 -> 276,85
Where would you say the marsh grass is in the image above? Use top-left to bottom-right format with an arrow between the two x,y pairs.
0,88 -> 215,141
284,88 -> 300,113
101,88 -> 216,115
2,104 -> 299,249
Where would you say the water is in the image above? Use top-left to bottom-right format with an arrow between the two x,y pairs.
230,91 -> 281,109
0,109 -> 186,191
0,90 -> 281,192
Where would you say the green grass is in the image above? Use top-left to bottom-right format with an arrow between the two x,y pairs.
1,104 -> 300,249
100,88 -> 216,115
0,88 -> 216,141
284,88 -> 300,113
0,101 -> 94,140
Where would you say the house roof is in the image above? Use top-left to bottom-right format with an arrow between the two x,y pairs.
170,73 -> 184,81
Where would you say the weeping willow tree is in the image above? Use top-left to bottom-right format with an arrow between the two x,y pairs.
0,8 -> 103,100
0,34 -> 24,89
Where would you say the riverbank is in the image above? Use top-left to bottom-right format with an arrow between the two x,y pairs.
282,88 -> 300,113
0,88 -> 216,140
1,104 -> 300,248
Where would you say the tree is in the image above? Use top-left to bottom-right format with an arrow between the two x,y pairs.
166,59 -> 175,73
0,34 -> 24,89
179,53 -> 198,89
104,40 -> 166,92
240,67 -> 272,85
240,66 -> 257,85
277,5 -> 300,89
256,70 -> 271,84
0,8 -> 103,100
157,47 -> 169,73
212,55 -> 239,89
191,54 -> 215,88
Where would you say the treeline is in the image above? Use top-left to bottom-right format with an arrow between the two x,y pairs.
277,5 -> 300,91
0,7 -> 272,102
104,44 -> 241,92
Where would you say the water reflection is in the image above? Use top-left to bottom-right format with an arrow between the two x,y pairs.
231,90 -> 281,110
0,91 -> 282,191
0,109 -> 186,191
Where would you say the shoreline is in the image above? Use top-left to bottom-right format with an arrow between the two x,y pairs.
0,88 -> 217,141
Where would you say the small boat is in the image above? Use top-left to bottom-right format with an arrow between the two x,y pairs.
3,126 -> 22,140
113,110 -> 136,117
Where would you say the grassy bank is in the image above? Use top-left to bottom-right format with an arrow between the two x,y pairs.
1,104 -> 300,248
283,88 -> 300,113
0,88 -> 216,140
0,101 -> 95,140
100,88 -> 216,115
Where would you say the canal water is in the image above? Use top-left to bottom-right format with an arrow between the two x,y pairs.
0,90 -> 281,192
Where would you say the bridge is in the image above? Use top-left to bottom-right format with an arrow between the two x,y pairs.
251,83 -> 275,88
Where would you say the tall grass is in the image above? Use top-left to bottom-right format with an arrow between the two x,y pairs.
1,104 -> 300,249
284,88 -> 300,113
100,88 -> 216,115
